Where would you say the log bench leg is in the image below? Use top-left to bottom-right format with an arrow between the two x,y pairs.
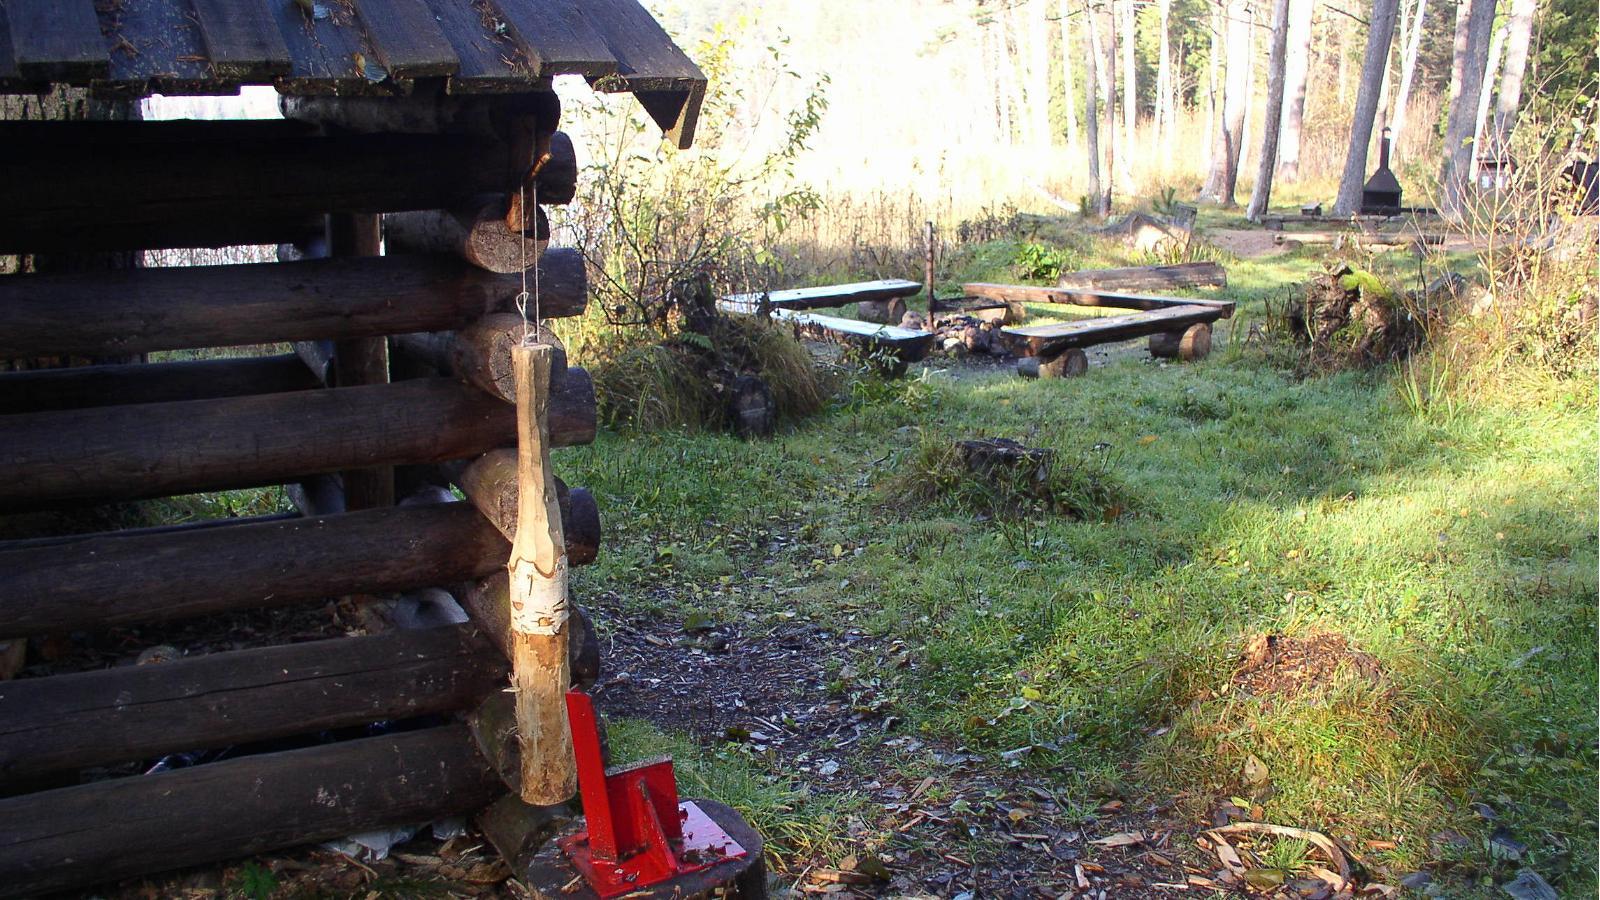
1017,348 -> 1088,379
1148,323 -> 1212,361
857,297 -> 907,325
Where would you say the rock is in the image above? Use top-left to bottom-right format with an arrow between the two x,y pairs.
941,336 -> 966,355
1488,827 -> 1527,861
1400,871 -> 1432,889
1472,802 -> 1498,820
1501,869 -> 1557,900
899,311 -> 926,330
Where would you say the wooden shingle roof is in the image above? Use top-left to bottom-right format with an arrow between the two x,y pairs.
0,0 -> 704,146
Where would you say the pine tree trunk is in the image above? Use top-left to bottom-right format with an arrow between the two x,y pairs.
1331,0 -> 1401,216
1277,0 -> 1315,181
1084,0 -> 1104,211
1492,0 -> 1537,147
1104,2 -> 1118,213
1029,0 -> 1054,146
1247,0 -> 1293,221
1121,0 -> 1137,154
1202,0 -> 1251,206
1390,0 -> 1429,158
1061,0 -> 1080,150
1204,4 -> 1220,176
1157,0 -> 1173,154
1438,0 -> 1497,219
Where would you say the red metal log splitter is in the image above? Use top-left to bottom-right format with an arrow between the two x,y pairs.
561,691 -> 747,897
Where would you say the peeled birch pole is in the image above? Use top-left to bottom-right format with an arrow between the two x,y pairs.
506,343 -> 576,805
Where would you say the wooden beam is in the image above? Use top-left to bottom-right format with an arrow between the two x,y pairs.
0,375 -> 595,511
391,314 -> 577,402
385,201 -> 550,273
0,354 -> 321,415
452,452 -> 600,564
0,624 -> 505,783
721,279 -> 924,312
4,0 -> 108,82
1002,305 -> 1229,356
1055,261 -> 1229,291
487,0 -> 619,79
350,0 -> 460,78
0,724 -> 502,899
0,254 -> 587,359
964,282 -> 1236,318
328,213 -> 394,511
720,306 -> 934,363
0,120 -> 534,253
505,344 -> 577,805
0,502 -> 507,637
188,0 -> 293,79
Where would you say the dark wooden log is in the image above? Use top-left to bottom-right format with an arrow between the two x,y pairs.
295,340 -> 338,386
0,254 -> 587,359
1002,305 -> 1229,356
286,473 -> 347,518
856,297 -> 907,325
0,624 -> 506,782
0,119 -> 535,253
727,375 -> 776,438
0,724 -> 503,899
0,501 -> 508,637
328,212 -> 395,511
719,306 -> 933,365
1017,348 -> 1089,378
449,452 -> 600,565
1055,261 -> 1228,291
964,282 -> 1235,317
1148,323 -> 1214,361
0,354 -> 320,414
391,314 -> 567,401
534,131 -> 579,205
0,375 -> 596,511
458,582 -> 601,692
385,200 -> 550,273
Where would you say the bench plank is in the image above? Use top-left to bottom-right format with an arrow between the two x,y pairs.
966,282 -> 1235,318
722,279 -> 924,312
719,301 -> 933,362
1002,305 -> 1226,356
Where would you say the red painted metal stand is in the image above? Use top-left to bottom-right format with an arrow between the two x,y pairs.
561,691 -> 747,898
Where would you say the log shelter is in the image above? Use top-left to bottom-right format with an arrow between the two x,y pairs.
0,1 -> 744,896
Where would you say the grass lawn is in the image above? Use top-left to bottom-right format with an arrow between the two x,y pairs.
558,243 -> 1598,894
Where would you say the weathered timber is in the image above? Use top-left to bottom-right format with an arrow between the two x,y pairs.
1055,261 -> 1228,291
506,344 -> 577,805
0,376 -> 595,510
0,120 -> 536,253
720,279 -> 923,312
0,501 -> 508,637
295,340 -> 338,386
1017,348 -> 1090,378
0,724 -> 503,899
391,315 -> 568,402
385,200 -> 550,273
456,575 -> 599,688
0,354 -> 320,414
0,254 -> 586,359
1002,305 -> 1230,356
530,131 -> 578,205
964,282 -> 1235,317
188,0 -> 293,79
1149,323 -> 1214,360
4,0 -> 108,83
0,624 -> 506,782
720,305 -> 934,363
451,452 -> 601,563
486,0 -> 618,78
856,297 -> 908,325
328,212 -> 395,511
477,795 -> 573,876
349,0 -> 460,78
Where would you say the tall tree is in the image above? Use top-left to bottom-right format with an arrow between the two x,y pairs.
1060,0 -> 1080,150
1438,0 -> 1497,218
1204,2 -> 1221,169
1084,0 -> 1105,213
1248,0 -> 1293,220
1201,0 -> 1252,206
1472,23 -> 1508,160
1277,0 -> 1315,181
1491,0 -> 1537,147
1157,0 -> 1173,153
1104,0 -> 1119,211
1120,0 -> 1137,153
1331,0 -> 1402,216
1027,0 -> 1054,146
1389,0 -> 1429,157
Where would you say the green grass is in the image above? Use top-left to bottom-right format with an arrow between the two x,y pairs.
558,238 -> 1598,893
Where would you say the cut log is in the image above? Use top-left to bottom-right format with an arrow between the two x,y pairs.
1149,323 -> 1214,360
964,282 -> 1235,317
447,453 -> 601,565
456,575 -> 599,689
0,375 -> 595,511
1055,261 -> 1228,291
391,314 -> 570,402
0,724 -> 503,899
0,624 -> 505,783
328,212 -> 393,511
956,438 -> 1055,492
530,130 -> 579,205
0,502 -> 508,637
1016,348 -> 1090,378
0,254 -> 587,359
505,344 -> 577,806
720,305 -> 934,364
0,119 -> 535,253
720,279 -> 924,312
385,200 -> 550,273
294,340 -> 338,386
1002,305 -> 1230,356
0,354 -> 320,415
856,297 -> 908,325
727,374 -> 776,438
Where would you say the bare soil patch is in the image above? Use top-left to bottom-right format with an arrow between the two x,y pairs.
1232,633 -> 1384,699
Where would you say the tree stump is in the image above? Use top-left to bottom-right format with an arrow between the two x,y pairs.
955,438 -> 1055,496
726,374 -> 776,438
1017,348 -> 1088,379
1148,323 -> 1212,361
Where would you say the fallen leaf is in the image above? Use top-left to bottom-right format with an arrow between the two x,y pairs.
1243,754 -> 1269,786
1090,831 -> 1145,848
1139,434 -> 1159,445
1243,868 -> 1287,890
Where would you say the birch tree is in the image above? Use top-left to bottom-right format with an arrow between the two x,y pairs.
1389,0 -> 1429,156
1157,0 -> 1173,152
1472,23 -> 1509,160
1104,0 -> 1118,211
1330,0 -> 1401,216
1277,0 -> 1314,181
1084,0 -> 1105,213
1120,0 -> 1136,153
1201,0 -> 1252,206
1491,0 -> 1537,147
1060,0 -> 1080,149
1028,0 -> 1054,146
1247,0 -> 1293,220
1439,0 -> 1497,219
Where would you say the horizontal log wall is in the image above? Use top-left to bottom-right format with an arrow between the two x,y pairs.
0,353 -> 321,415
0,254 -> 586,359
0,624 -> 505,782
0,724 -> 503,898
0,502 -> 507,636
0,373 -> 595,510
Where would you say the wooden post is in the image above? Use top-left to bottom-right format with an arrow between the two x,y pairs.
506,343 -> 576,805
924,220 -> 937,321
329,213 -> 394,510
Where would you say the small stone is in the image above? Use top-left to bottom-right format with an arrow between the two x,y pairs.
1400,871 -> 1432,889
1501,869 -> 1557,900
1472,802 -> 1498,820
1488,827 -> 1527,861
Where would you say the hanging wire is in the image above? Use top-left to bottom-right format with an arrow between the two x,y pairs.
513,181 -> 542,345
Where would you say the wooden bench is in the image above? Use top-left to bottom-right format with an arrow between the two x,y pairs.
1003,304 -> 1229,378
965,282 -> 1235,317
718,300 -> 934,375
721,279 -> 923,313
